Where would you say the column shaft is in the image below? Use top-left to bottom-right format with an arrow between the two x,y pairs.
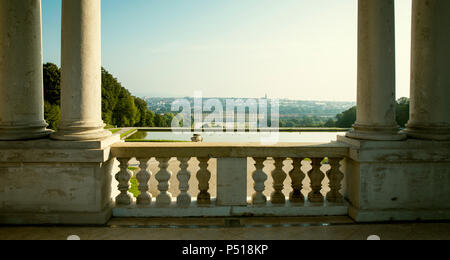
51,0 -> 110,141
347,0 -> 405,141
403,0 -> 450,141
0,0 -> 52,140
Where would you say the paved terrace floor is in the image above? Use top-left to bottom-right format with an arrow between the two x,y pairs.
0,217 -> 449,240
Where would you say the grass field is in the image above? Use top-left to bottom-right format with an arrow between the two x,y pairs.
125,139 -> 190,143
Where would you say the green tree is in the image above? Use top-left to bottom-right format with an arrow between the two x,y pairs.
324,118 -> 336,127
134,97 -> 149,127
334,98 -> 410,129
101,67 -> 160,127
164,113 -> 175,127
145,110 -> 155,127
43,63 -> 61,106
43,63 -> 61,129
112,92 -> 138,127
154,114 -> 164,127
335,106 -> 357,128
300,116 -> 314,127
102,68 -> 123,126
44,101 -> 61,130
396,97 -> 410,128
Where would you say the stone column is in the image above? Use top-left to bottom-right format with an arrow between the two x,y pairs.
346,0 -> 405,141
403,0 -> 450,141
0,0 -> 52,140
51,0 -> 111,141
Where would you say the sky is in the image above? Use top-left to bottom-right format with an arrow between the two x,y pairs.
42,0 -> 412,102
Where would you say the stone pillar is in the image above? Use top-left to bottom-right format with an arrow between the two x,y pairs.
216,158 -> 247,206
403,0 -> 450,141
346,0 -> 405,141
0,0 -> 52,140
51,0 -> 111,141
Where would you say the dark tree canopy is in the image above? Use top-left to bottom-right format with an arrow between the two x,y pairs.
43,63 -> 61,130
43,63 -> 61,106
335,106 -> 357,128
396,97 -> 410,128
43,64 -> 168,129
44,101 -> 60,130
333,98 -> 410,128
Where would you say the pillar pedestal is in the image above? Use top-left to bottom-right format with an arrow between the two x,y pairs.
347,125 -> 406,141
51,122 -> 112,141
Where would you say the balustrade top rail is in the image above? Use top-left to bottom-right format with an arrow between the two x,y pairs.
111,142 -> 349,158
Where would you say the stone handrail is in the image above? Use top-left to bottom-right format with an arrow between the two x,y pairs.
111,142 -> 349,158
110,142 -> 350,217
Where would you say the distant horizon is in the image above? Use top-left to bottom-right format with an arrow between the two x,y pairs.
139,94 -> 357,103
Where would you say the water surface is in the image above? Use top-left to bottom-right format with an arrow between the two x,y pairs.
127,131 -> 347,143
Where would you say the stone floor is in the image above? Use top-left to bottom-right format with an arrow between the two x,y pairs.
0,217 -> 449,240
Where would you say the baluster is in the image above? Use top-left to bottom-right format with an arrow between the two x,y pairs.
155,157 -> 172,207
177,157 -> 192,207
326,158 -> 344,203
115,158 -> 132,206
136,158 -> 151,205
252,157 -> 268,206
196,157 -> 211,205
308,158 -> 325,203
271,157 -> 287,204
289,158 -> 306,204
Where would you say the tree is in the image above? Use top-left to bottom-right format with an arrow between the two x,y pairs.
396,97 -> 410,128
43,63 -> 61,106
145,110 -> 155,127
112,92 -> 138,127
335,106 -> 357,128
300,116 -> 314,127
154,114 -> 165,127
102,68 -> 124,126
43,63 -> 61,129
334,98 -> 410,129
324,118 -> 336,127
100,67 -> 163,127
164,113 -> 175,127
44,101 -> 60,130
134,97 -> 149,127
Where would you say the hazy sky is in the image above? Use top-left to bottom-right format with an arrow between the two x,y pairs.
42,0 -> 412,101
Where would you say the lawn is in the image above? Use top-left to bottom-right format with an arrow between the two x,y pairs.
129,176 -> 140,198
109,129 -> 121,134
120,129 -> 137,139
125,139 -> 190,143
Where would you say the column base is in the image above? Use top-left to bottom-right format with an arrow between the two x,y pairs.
0,138 -> 117,225
0,122 -> 53,141
402,124 -> 450,141
349,205 -> 450,223
338,136 -> 450,222
346,124 -> 406,141
51,122 -> 112,141
0,207 -> 112,225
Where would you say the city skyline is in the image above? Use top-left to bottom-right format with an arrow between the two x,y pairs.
42,0 -> 412,102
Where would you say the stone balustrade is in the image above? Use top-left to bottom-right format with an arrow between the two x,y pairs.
110,142 -> 349,217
